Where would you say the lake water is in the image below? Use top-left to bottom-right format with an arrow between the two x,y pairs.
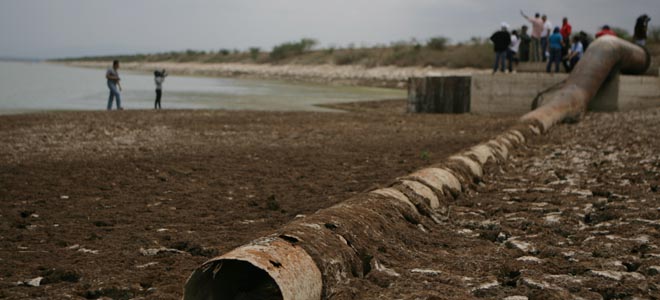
0,61 -> 405,114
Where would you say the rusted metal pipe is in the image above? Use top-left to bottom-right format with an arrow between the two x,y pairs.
183,36 -> 650,300
521,35 -> 650,131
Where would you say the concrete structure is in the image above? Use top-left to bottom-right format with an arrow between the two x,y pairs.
411,73 -> 660,115
517,62 -> 660,77
470,73 -> 567,114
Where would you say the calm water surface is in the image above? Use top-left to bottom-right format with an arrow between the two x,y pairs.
0,61 -> 404,114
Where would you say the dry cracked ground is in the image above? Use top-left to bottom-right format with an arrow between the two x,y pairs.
344,108 -> 660,300
1,101 -> 659,300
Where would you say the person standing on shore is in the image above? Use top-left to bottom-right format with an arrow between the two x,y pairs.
560,17 -> 572,72
541,15 -> 553,62
546,27 -> 564,74
106,60 -> 123,110
596,25 -> 617,38
507,30 -> 521,73
633,14 -> 651,46
520,11 -> 543,62
154,69 -> 167,110
519,25 -> 531,62
490,23 -> 511,74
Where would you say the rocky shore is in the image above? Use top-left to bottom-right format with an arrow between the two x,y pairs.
64,61 -> 489,88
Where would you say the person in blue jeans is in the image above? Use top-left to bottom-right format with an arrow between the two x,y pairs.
106,60 -> 123,110
546,27 -> 564,74
490,23 -> 511,73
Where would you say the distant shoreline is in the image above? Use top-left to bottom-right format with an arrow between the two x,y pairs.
60,61 -> 488,89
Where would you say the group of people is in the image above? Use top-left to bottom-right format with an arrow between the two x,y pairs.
490,12 -> 651,74
105,60 -> 168,110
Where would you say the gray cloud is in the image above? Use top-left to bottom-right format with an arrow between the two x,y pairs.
1,0 -> 657,59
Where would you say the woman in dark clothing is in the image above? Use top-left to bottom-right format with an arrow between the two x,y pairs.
154,70 -> 167,110
519,25 -> 531,62
634,14 -> 651,46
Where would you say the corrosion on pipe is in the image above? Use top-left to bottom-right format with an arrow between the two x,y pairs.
521,35 -> 650,132
183,36 -> 650,300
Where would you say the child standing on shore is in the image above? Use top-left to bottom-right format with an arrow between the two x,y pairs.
154,69 -> 167,110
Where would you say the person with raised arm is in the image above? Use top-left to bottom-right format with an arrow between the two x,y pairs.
520,10 -> 544,62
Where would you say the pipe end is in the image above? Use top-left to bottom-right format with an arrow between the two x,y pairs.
184,259 -> 283,300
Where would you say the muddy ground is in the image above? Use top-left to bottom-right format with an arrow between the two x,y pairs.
341,107 -> 660,300
0,101 -> 516,299
1,101 -> 658,300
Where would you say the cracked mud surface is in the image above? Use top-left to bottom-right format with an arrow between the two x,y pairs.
0,101 -> 514,299
342,108 -> 660,300
1,101 -> 658,299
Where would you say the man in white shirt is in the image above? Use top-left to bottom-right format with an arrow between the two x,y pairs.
540,15 -> 553,62
105,60 -> 123,110
508,31 -> 521,73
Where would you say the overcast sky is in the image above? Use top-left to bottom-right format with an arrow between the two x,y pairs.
1,0 -> 658,59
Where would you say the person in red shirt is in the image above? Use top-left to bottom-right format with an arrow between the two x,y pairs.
560,17 -> 572,72
560,18 -> 572,40
596,25 -> 617,38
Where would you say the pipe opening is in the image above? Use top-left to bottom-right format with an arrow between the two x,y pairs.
184,259 -> 283,300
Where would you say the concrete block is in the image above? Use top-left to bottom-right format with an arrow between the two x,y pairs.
409,72 -> 659,115
470,73 -> 566,114
588,72 -> 620,112
619,75 -> 660,111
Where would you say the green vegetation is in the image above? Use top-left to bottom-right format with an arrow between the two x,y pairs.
249,47 -> 260,60
611,27 -> 632,41
270,38 -> 317,60
426,36 -> 450,51
56,33 -> 659,69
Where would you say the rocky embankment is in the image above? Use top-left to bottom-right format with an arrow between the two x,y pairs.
64,61 -> 488,88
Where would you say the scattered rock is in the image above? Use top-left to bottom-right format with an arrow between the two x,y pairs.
648,266 -> 660,276
135,262 -> 158,269
169,241 -> 219,257
588,270 -> 645,281
529,187 -> 555,193
516,256 -> 542,263
411,268 -> 442,276
18,277 -> 43,287
503,296 -> 528,300
139,247 -> 186,256
543,214 -> 562,225
519,277 -> 552,289
470,280 -> 499,294
505,238 -> 536,254
78,248 -> 99,254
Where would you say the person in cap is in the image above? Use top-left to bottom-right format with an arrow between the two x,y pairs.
596,25 -> 617,38
490,22 -> 512,73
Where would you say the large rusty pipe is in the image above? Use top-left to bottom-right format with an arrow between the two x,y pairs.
521,35 -> 650,131
183,36 -> 649,300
